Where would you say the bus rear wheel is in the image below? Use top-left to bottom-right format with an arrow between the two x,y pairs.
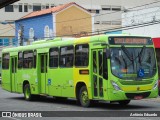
118,100 -> 130,106
79,86 -> 91,107
23,84 -> 33,101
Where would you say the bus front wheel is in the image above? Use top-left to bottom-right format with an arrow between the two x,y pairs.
118,100 -> 130,106
23,84 -> 33,101
79,86 -> 91,107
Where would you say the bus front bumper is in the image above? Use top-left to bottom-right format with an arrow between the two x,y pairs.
107,88 -> 158,101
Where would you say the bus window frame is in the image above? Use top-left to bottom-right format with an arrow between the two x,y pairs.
59,45 -> 74,68
33,50 -> 37,68
75,44 -> 89,68
23,50 -> 34,69
49,47 -> 59,69
2,53 -> 10,69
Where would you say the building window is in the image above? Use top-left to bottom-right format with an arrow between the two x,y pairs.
19,4 -> 23,12
112,6 -> 121,11
94,21 -> 100,24
51,4 -> 55,8
2,53 -> 10,69
3,38 -> 9,46
44,25 -> 50,38
0,38 -> 9,46
60,46 -> 74,67
75,44 -> 89,67
96,10 -> 100,14
24,4 -> 28,12
5,5 -> 14,12
49,47 -> 59,68
46,5 -> 49,9
29,28 -> 34,40
101,5 -> 111,11
0,39 -> 2,46
33,4 -> 41,11
12,38 -> 17,46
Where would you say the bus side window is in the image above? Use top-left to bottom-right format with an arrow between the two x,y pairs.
103,49 -> 108,80
75,44 -> 89,67
2,53 -> 10,69
49,47 -> 58,68
23,51 -> 33,69
60,46 -> 74,68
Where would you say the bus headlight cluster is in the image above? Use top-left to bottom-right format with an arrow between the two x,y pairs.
152,80 -> 158,90
111,81 -> 121,91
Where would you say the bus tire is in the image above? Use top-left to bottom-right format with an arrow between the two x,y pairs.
23,84 -> 33,101
118,100 -> 130,106
79,86 -> 91,107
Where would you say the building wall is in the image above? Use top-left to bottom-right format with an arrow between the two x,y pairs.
122,7 -> 160,37
15,14 -> 54,45
0,24 -> 16,46
56,5 -> 92,36
2,0 -> 156,32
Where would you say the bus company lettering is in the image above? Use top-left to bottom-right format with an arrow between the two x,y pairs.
11,112 -> 42,118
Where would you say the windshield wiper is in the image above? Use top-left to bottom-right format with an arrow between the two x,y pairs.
121,45 -> 133,61
138,46 -> 146,66
121,45 -> 134,70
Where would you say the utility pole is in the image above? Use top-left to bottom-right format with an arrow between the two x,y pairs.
19,24 -> 24,46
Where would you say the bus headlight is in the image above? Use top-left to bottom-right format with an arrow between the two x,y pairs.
153,81 -> 158,90
111,81 -> 121,91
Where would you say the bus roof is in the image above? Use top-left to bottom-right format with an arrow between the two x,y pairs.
2,34 -> 152,53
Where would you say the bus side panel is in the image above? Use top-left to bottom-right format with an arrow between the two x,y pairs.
16,70 -> 23,93
61,68 -> 74,98
2,70 -> 11,92
47,69 -> 62,97
48,68 -> 75,98
74,68 -> 91,99
16,69 -> 38,94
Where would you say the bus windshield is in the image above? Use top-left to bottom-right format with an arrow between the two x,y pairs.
110,47 -> 156,80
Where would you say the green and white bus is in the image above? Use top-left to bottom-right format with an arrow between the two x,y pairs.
1,34 -> 159,107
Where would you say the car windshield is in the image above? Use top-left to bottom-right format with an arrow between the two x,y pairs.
110,47 -> 156,80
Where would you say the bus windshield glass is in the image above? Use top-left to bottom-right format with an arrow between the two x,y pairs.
110,47 -> 156,79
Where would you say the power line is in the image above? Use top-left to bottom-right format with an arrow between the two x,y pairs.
2,0 -> 160,42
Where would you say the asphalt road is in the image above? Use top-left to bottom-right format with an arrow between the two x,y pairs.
0,86 -> 160,120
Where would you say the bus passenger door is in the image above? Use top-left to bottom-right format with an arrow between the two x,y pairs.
11,57 -> 17,92
40,54 -> 48,94
91,49 -> 108,99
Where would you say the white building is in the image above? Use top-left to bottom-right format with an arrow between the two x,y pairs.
0,0 -> 158,32
122,5 -> 160,38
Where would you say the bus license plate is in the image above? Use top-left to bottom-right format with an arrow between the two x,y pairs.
134,96 -> 143,100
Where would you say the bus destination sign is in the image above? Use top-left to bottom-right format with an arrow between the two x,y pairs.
109,37 -> 152,45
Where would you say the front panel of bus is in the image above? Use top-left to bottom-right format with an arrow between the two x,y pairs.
107,36 -> 158,101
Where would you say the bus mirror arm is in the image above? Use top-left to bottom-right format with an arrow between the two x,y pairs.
106,48 -> 111,59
